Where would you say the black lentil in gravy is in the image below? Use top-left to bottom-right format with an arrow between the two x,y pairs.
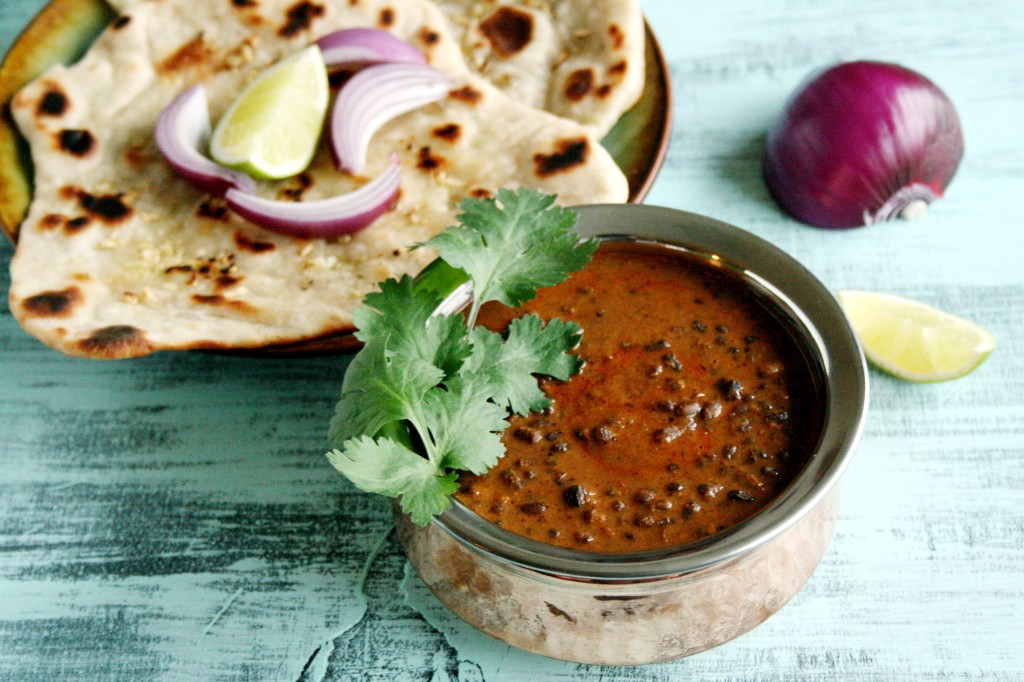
455,241 -> 823,552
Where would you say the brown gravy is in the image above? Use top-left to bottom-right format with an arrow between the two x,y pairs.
455,241 -> 823,552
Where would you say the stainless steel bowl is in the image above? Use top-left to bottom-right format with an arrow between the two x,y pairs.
396,204 -> 869,665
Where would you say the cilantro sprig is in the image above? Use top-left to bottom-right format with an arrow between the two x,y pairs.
326,189 -> 598,525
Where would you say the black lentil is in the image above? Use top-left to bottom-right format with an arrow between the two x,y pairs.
513,427 -> 542,443
563,485 -> 588,508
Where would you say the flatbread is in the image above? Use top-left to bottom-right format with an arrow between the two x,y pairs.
104,0 -> 647,135
434,0 -> 645,136
7,0 -> 628,358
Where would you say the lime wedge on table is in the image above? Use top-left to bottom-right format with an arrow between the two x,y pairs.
837,290 -> 995,382
210,45 -> 329,179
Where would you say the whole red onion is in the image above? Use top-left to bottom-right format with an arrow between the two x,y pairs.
764,61 -> 964,229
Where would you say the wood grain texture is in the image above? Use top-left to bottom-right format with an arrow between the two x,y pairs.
2,0 -> 1023,680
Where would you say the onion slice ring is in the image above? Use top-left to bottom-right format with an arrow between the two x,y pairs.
155,84 -> 256,197
330,62 -> 453,174
315,28 -> 427,68
224,154 -> 401,238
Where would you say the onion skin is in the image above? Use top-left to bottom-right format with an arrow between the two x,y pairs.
224,154 -> 401,239
764,61 -> 964,229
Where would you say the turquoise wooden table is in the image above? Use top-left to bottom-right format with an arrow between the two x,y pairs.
2,0 -> 1022,679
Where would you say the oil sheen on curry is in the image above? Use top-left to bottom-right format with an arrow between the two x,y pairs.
455,241 -> 823,552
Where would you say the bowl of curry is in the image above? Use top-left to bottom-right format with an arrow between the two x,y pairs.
395,204 -> 869,665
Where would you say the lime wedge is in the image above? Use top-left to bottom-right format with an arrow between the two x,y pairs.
210,45 -> 329,179
837,290 -> 995,382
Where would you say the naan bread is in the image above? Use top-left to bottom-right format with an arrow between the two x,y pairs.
8,0 -> 628,358
105,0 -> 647,135
434,0 -> 645,136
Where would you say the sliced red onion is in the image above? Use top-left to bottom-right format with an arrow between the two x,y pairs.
155,84 -> 256,197
315,28 -> 427,68
224,154 -> 401,238
330,62 -> 453,174
764,61 -> 964,229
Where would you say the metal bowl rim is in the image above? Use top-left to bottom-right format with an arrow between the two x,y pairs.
427,203 -> 869,581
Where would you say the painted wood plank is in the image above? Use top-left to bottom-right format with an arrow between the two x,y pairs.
1,0 -> 1023,679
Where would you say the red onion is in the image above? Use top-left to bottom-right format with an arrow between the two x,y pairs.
223,154 -> 401,238
315,28 -> 426,68
155,84 -> 256,197
329,62 -> 452,174
764,61 -> 964,228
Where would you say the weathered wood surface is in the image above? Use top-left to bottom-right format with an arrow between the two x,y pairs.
2,0 -> 1022,679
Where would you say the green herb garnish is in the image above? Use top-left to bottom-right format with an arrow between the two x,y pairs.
326,189 -> 598,525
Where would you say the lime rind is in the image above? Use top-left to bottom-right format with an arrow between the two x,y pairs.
209,45 -> 329,180
837,290 -> 995,383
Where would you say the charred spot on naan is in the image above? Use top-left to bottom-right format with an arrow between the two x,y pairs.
231,0 -> 259,8
65,217 -> 92,235
111,15 -> 132,31
61,188 -> 134,224
379,8 -> 396,28
416,146 -> 446,171
158,35 -> 217,76
280,172 -> 315,201
191,294 -> 258,315
124,145 -> 151,170
57,129 -> 95,157
165,253 -> 247,289
565,61 -> 628,103
38,214 -> 64,231
565,69 -> 594,102
479,7 -> 534,57
216,274 -> 244,290
534,137 -> 589,177
608,23 -> 625,50
36,86 -> 69,117
21,287 -> 84,318
234,230 -> 277,254
197,199 -> 231,222
432,123 -> 461,143
449,85 -> 483,104
419,27 -> 442,48
38,214 -> 93,236
78,326 -> 155,359
280,1 -> 326,38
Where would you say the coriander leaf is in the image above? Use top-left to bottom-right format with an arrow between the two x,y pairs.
353,276 -> 472,377
422,189 -> 597,326
328,340 -> 444,447
326,436 -> 458,525
504,314 -> 585,381
398,470 -> 460,526
422,377 -> 510,475
353,275 -> 439,345
428,314 -> 474,379
327,187 -> 597,525
464,315 -> 584,415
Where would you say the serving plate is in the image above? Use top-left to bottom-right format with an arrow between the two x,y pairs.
0,0 -> 672,354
